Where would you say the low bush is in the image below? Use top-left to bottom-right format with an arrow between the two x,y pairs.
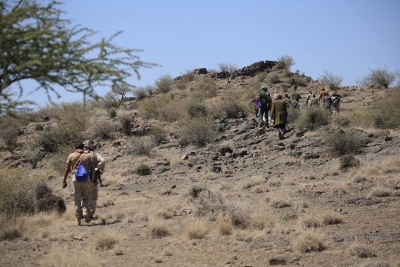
187,98 -> 208,118
127,137 -> 155,157
0,116 -> 22,147
195,78 -> 218,98
148,220 -> 170,238
295,106 -> 330,131
135,164 -> 151,176
349,244 -> 377,258
217,92 -> 248,119
91,119 -> 118,139
321,210 -> 343,225
119,115 -> 132,135
0,167 -> 42,215
155,74 -> 174,93
294,232 -> 325,252
109,108 -> 117,119
325,128 -> 363,156
340,154 -> 360,171
185,219 -> 207,239
148,126 -> 167,145
180,117 -> 216,147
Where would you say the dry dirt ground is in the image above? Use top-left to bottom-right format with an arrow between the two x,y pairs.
1,73 -> 400,267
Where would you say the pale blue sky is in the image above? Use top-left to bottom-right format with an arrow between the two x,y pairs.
16,0 -> 400,106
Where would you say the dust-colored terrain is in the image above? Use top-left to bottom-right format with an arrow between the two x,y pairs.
1,62 -> 400,267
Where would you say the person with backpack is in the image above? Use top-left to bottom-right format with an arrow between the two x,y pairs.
323,93 -> 333,110
305,91 -> 313,107
271,94 -> 288,140
258,86 -> 272,128
318,88 -> 328,104
83,140 -> 105,219
62,142 -> 94,226
331,92 -> 343,114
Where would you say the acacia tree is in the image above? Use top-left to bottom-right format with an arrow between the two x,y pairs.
319,70 -> 343,90
0,0 -> 156,113
357,66 -> 396,89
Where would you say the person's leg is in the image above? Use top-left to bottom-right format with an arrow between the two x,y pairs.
72,181 -> 83,226
89,183 -> 99,218
81,182 -> 91,223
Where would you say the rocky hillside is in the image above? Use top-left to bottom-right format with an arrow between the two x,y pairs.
1,61 -> 399,267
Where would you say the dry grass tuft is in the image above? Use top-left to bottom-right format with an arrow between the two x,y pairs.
185,219 -> 207,239
270,199 -> 291,209
300,217 -> 321,229
349,243 -> 377,258
294,231 -> 325,253
148,220 -> 170,238
93,233 -> 120,251
217,213 -> 233,235
41,246 -> 102,267
369,187 -> 392,197
320,210 -> 343,225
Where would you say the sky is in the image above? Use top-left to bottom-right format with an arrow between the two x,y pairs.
14,0 -> 400,107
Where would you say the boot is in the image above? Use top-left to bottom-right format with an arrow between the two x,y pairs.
76,216 -> 81,226
82,208 -> 91,223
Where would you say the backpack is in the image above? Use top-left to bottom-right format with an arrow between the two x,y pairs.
259,90 -> 271,105
333,97 -> 340,104
257,100 -> 263,108
75,162 -> 88,181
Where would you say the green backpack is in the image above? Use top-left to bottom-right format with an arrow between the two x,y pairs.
259,90 -> 271,105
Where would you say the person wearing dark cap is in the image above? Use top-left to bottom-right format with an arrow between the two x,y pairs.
258,86 -> 272,128
62,142 -> 94,226
271,94 -> 288,140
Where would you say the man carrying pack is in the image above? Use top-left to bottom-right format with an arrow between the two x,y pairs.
83,140 -> 105,219
258,86 -> 272,128
331,92 -> 343,114
62,142 -> 94,226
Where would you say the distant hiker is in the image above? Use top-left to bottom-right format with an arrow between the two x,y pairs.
63,142 -> 94,226
305,91 -> 313,107
249,94 -> 261,118
323,93 -> 333,109
284,94 -> 293,108
83,140 -> 105,219
271,94 -> 288,140
291,79 -> 298,92
258,86 -> 272,128
310,95 -> 319,106
331,92 -> 343,114
318,88 -> 328,103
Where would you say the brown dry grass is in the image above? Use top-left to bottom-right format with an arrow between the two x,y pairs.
294,231 -> 325,252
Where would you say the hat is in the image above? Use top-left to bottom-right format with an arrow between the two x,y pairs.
261,86 -> 267,90
83,140 -> 94,150
276,94 -> 283,99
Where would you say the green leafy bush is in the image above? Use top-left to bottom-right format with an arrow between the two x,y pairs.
325,128 -> 363,156
109,108 -> 117,119
155,74 -> 174,93
295,106 -> 330,131
135,164 -> 151,176
181,117 -> 215,147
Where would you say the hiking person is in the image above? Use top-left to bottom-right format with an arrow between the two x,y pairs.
305,91 -> 313,107
249,94 -> 261,118
284,94 -> 293,109
258,86 -> 272,128
83,140 -> 105,219
331,92 -> 343,114
271,94 -> 288,140
291,79 -> 298,92
323,93 -> 333,110
318,88 -> 328,104
62,142 -> 94,226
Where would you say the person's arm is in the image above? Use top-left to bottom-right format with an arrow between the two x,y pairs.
62,160 -> 72,188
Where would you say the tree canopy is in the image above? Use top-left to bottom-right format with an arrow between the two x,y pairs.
0,0 -> 156,113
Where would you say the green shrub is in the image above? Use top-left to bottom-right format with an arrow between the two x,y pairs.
0,167 -> 42,215
218,92 -> 248,119
187,99 -> 208,118
138,95 -> 167,120
26,148 -> 45,168
332,114 -> 350,127
109,108 -> 117,119
340,154 -> 360,171
295,106 -> 330,131
370,86 -> 400,129
181,117 -> 216,147
155,74 -> 174,93
91,119 -> 118,139
34,124 -> 44,131
0,116 -> 21,147
119,115 -> 132,135
135,164 -> 151,176
148,126 -> 167,145
325,128 -> 363,156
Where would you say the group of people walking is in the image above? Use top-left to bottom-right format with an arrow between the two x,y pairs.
250,85 -> 344,140
250,86 -> 288,140
62,140 -> 105,226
